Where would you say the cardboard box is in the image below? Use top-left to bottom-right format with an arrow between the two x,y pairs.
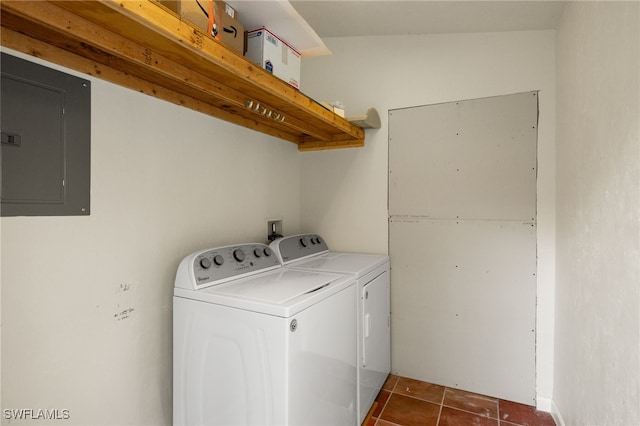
245,27 -> 301,89
160,0 -> 245,54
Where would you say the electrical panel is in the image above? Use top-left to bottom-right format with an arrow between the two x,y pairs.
1,53 -> 90,216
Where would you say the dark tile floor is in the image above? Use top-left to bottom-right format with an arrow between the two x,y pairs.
366,375 -> 556,426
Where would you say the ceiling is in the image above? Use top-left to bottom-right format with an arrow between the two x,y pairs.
289,1 -> 567,38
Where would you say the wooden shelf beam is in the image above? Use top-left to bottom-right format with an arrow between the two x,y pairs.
1,0 -> 365,151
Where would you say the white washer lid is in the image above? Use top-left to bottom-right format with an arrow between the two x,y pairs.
212,268 -> 339,304
288,252 -> 389,277
174,268 -> 355,317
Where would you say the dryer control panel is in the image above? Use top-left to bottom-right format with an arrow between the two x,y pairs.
175,243 -> 280,290
270,233 -> 329,264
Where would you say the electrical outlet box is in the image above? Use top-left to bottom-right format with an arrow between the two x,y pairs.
267,219 -> 283,243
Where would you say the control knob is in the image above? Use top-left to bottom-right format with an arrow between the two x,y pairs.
263,247 -> 272,257
200,258 -> 212,269
254,248 -> 263,258
233,249 -> 245,262
213,255 -> 224,266
299,237 -> 308,247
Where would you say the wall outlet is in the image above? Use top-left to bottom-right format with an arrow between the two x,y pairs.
267,219 -> 283,243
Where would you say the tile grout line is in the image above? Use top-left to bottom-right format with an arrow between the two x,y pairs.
395,387 -> 501,422
382,376 -> 548,426
435,387 -> 448,425
442,386 -> 501,422
374,376 -> 399,425
440,402 -> 504,423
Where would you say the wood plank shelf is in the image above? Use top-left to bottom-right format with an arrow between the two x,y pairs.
0,0 -> 365,151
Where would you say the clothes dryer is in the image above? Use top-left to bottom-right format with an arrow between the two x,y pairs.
270,234 -> 390,424
173,243 -> 357,426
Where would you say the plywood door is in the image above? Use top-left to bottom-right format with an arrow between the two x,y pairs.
388,92 -> 538,405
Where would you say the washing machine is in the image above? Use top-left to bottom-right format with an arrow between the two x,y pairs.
173,242 -> 358,426
269,234 -> 390,424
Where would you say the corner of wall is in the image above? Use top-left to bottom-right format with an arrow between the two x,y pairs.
536,397 -> 566,426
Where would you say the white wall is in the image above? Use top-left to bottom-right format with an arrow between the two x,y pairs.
1,48 -> 301,425
300,30 -> 557,406
555,2 -> 640,425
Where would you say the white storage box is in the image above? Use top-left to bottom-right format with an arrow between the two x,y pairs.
246,27 -> 301,89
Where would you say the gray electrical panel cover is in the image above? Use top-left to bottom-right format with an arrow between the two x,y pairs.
1,53 -> 90,216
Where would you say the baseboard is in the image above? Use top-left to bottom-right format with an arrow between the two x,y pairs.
537,397 -> 565,426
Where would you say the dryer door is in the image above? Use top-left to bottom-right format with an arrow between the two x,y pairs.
360,269 -> 391,419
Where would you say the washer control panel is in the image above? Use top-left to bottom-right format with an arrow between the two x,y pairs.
175,243 -> 280,290
270,233 -> 329,264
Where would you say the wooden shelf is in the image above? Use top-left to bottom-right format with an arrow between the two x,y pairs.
0,0 -> 365,151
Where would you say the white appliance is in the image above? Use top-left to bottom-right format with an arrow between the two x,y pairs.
173,243 -> 358,426
269,234 -> 391,424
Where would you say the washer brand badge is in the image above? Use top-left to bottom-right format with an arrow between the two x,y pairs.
265,60 -> 273,74
197,276 -> 210,282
